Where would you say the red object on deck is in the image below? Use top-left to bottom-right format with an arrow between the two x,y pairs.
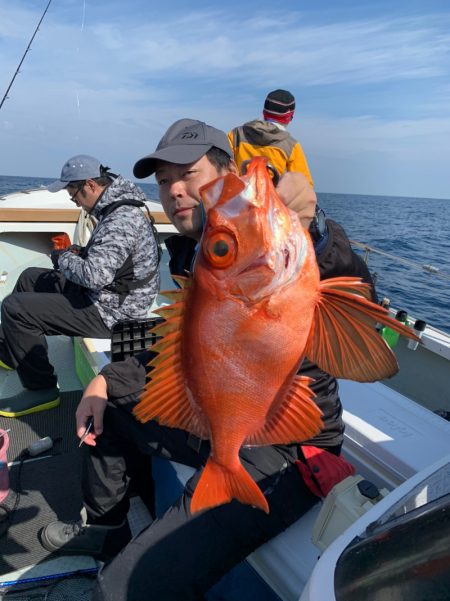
51,233 -> 71,249
296,446 -> 356,498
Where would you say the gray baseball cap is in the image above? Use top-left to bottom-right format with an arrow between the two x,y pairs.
48,154 -> 103,192
133,119 -> 232,179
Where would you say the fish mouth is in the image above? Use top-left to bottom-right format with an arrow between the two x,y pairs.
229,238 -> 304,302
230,254 -> 283,301
238,254 -> 270,276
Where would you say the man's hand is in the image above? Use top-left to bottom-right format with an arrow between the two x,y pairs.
50,245 -> 84,269
50,249 -> 66,270
276,172 -> 317,228
75,375 -> 108,446
67,244 -> 84,255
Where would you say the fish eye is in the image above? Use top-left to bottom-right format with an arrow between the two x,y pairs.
203,231 -> 237,268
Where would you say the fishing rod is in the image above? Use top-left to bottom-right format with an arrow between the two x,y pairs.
351,240 -> 450,282
0,0 -> 53,111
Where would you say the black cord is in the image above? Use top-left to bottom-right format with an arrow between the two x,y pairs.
0,569 -> 98,597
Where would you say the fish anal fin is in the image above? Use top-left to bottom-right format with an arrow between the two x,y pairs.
306,277 -> 419,382
191,458 -> 269,514
245,376 -> 323,446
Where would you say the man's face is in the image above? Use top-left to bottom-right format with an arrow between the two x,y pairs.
155,155 -> 231,239
66,180 -> 101,212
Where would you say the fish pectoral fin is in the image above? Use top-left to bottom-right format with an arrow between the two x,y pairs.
306,277 -> 419,382
191,458 -> 269,514
244,376 -> 323,446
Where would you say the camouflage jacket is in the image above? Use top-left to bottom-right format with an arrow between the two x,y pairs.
58,175 -> 160,328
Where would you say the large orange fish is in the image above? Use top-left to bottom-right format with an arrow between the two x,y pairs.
133,157 -> 417,514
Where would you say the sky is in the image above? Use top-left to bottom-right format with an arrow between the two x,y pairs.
1,0 -> 450,198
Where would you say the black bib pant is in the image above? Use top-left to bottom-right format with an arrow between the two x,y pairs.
0,267 -> 110,389
82,395 -> 327,601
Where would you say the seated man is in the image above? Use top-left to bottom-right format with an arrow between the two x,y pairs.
40,121 -> 373,601
0,155 -> 160,417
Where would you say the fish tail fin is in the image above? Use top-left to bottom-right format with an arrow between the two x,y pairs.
191,459 -> 269,514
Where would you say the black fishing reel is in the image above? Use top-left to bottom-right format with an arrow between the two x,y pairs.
309,207 -> 327,242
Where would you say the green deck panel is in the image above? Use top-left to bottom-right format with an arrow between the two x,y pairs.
73,338 -> 99,389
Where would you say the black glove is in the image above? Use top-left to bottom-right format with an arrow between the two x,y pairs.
66,244 -> 84,255
50,249 -> 66,269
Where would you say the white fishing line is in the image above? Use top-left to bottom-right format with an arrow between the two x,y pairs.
75,0 -> 86,117
81,0 -> 86,32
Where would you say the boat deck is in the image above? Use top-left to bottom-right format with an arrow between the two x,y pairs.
38,333 -> 450,600
1,190 -> 449,599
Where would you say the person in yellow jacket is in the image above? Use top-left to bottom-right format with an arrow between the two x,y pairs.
228,89 -> 314,187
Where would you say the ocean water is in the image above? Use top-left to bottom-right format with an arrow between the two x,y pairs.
1,175 -> 449,334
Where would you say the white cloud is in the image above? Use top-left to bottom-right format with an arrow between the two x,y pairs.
1,2 -> 450,198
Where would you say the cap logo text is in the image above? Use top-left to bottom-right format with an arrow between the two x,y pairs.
181,132 -> 198,139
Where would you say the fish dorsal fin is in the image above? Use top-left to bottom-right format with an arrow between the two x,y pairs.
244,375 -> 323,446
133,281 -> 209,439
171,274 -> 192,289
160,289 -> 185,302
305,277 -> 419,382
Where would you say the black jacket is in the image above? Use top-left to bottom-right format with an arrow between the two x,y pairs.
301,219 -> 376,449
101,219 -> 376,451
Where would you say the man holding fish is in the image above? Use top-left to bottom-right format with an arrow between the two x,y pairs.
41,119 -> 415,601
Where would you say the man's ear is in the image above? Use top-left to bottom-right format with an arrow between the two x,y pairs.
85,179 -> 97,192
228,160 -> 239,175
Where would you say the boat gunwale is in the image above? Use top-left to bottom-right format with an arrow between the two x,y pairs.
0,207 -> 172,225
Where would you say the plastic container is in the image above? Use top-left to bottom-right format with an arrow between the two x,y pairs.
110,317 -> 164,362
381,309 -> 408,349
407,319 -> 427,351
0,429 -> 10,503
312,474 -> 389,551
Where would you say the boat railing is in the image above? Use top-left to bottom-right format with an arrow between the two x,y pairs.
0,187 -> 50,199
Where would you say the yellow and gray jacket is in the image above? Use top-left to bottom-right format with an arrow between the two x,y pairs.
228,119 -> 314,187
57,175 -> 160,328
